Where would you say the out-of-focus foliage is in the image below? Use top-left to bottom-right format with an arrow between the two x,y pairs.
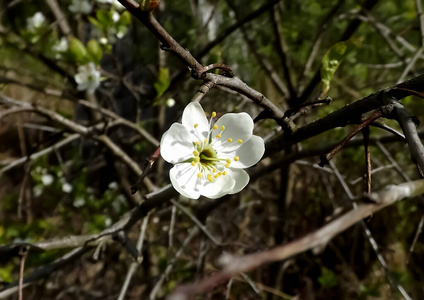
0,0 -> 424,299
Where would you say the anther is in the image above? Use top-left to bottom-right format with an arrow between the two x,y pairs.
204,139 -> 207,143
214,174 -> 219,178
237,139 -> 243,144
213,169 -> 217,173
225,164 -> 230,168
221,125 -> 225,131
194,123 -> 198,128
226,159 -> 231,164
197,173 -> 202,178
212,111 -> 216,118
193,150 -> 199,156
195,157 -> 200,162
223,171 -> 227,175
207,174 -> 213,182
195,141 -> 200,145
191,161 -> 196,166
216,134 -> 221,138
213,124 -> 218,130
227,138 -> 232,142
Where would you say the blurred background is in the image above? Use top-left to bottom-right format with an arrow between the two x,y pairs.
1,0 -> 424,299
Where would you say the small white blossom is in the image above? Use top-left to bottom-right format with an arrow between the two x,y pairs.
166,98 -> 176,107
53,37 -> 68,52
69,0 -> 93,14
41,174 -> 54,186
112,11 -> 120,22
27,12 -> 45,31
74,63 -> 101,94
160,102 -> 265,199
73,197 -> 85,207
99,37 -> 108,44
62,182 -> 73,193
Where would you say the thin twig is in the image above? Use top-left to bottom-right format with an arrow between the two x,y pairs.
18,246 -> 29,300
376,141 -> 410,181
406,214 -> 424,264
319,109 -> 383,166
170,199 -> 221,246
363,126 -> 372,193
150,227 -> 199,300
117,214 -> 150,300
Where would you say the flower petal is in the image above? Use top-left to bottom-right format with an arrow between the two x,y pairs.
182,102 -> 209,141
227,168 -> 250,194
160,123 -> 193,164
213,113 -> 254,152
169,164 -> 201,199
198,175 -> 235,199
222,135 -> 265,168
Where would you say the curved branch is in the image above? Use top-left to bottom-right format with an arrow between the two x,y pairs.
168,179 -> 424,299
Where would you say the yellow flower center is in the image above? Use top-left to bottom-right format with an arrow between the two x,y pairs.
188,110 -> 243,182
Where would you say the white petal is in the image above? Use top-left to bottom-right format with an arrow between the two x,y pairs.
182,102 -> 209,140
169,164 -> 201,199
160,123 -> 194,164
199,175 -> 235,199
213,113 -> 254,152
227,168 -> 250,194
222,135 -> 265,168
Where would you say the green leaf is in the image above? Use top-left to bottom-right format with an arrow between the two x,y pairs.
87,39 -> 103,64
69,38 -> 88,62
119,11 -> 131,25
320,38 -> 362,95
154,67 -> 170,99
96,10 -> 113,26
318,267 -> 338,288
88,16 -> 103,29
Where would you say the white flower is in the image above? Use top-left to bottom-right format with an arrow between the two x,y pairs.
41,174 -> 54,186
112,11 -> 120,22
166,98 -> 176,107
62,182 -> 73,193
160,102 -> 265,199
27,12 -> 46,31
53,37 -> 68,52
69,0 -> 93,14
74,63 -> 101,94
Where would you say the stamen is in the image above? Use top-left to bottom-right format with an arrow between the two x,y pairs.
194,123 -> 198,128
193,150 -> 199,156
237,139 -> 243,144
213,124 -> 218,130
195,157 -> 200,162
191,161 -> 196,166
223,171 -> 227,175
225,163 -> 230,168
207,174 -> 213,182
214,174 -> 219,178
195,141 -> 200,145
226,159 -> 231,164
227,138 -> 232,142
216,134 -> 221,138
213,169 -> 217,173
212,111 -> 216,118
234,156 -> 239,161
204,139 -> 207,143
197,173 -> 202,178
221,126 -> 225,131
